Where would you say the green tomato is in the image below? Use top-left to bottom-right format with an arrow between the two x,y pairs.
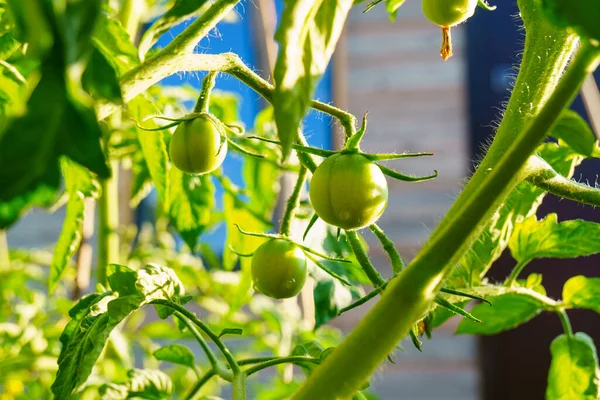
422,0 -> 478,27
169,115 -> 227,174
309,153 -> 388,231
251,239 -> 308,299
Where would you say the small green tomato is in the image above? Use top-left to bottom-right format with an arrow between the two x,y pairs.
422,0 -> 478,27
169,114 -> 227,174
309,153 -> 388,231
251,239 -> 308,299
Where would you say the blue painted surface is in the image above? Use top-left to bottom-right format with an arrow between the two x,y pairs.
142,3 -> 334,251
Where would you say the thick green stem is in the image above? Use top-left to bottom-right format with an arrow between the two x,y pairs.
506,258 -> 532,286
0,230 -> 9,270
175,312 -> 219,369
346,230 -> 386,288
232,372 -> 247,400
280,166 -> 307,236
194,71 -> 218,113
293,39 -> 600,400
97,160 -> 120,286
369,224 -> 404,275
557,308 -> 573,337
119,0 -> 144,40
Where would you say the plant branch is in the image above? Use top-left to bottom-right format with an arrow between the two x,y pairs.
557,307 -> 573,337
244,356 -> 320,377
280,166 -> 307,236
506,258 -> 533,287
175,311 -> 219,369
150,299 -> 241,375
346,230 -> 386,288
185,369 -> 216,400
194,71 -> 218,113
97,160 -> 120,286
293,34 -> 600,400
526,155 -> 600,207
369,224 -> 404,275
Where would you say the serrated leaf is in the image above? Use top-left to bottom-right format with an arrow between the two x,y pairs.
138,0 -> 210,58
273,0 -> 352,159
546,333 -> 600,400
563,276 -> 600,313
92,13 -> 139,74
550,109 -> 600,158
456,292 -> 545,335
52,265 -> 183,398
168,172 -> 215,251
82,46 -> 123,103
127,96 -> 169,206
153,344 -> 195,368
447,142 -> 582,288
509,213 -> 600,263
100,369 -> 173,400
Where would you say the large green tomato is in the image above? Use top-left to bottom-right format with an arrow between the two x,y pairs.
169,115 -> 227,174
422,0 -> 478,27
251,239 -> 308,299
309,153 -> 388,230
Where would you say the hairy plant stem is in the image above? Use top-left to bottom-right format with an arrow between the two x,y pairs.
294,33 -> 600,400
506,258 -> 533,286
280,166 -> 307,236
346,230 -> 386,288
557,308 -> 573,337
185,369 -> 216,400
244,356 -> 320,376
194,71 -> 218,113
97,160 -> 120,286
369,224 -> 404,275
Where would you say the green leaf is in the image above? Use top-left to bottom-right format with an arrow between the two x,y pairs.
52,264 -> 183,399
153,344 -> 195,368
477,0 -> 497,11
509,213 -> 600,263
273,0 -> 352,159
168,172 -> 215,251
550,110 -> 600,158
5,0 -> 53,57
138,0 -> 210,59
100,369 -> 173,400
447,142 -> 582,288
546,333 -> 600,400
541,0 -> 600,43
456,292 -> 545,335
82,47 -> 123,103
292,341 -> 324,376
49,158 -> 101,291
314,279 -> 359,329
127,96 -> 169,206
563,276 -> 600,313
92,13 -> 139,74
0,63 -> 109,227
385,0 -> 406,19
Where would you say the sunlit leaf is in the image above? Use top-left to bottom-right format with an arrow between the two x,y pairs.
550,110 -> 600,158
563,276 -> 600,313
273,0 -> 352,159
100,369 -> 173,400
546,333 -> 600,400
509,213 -> 600,263
153,344 -> 195,368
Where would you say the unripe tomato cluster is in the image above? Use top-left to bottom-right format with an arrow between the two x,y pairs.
169,114 -> 227,175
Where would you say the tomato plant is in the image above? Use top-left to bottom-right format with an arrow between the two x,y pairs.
1,0 -> 600,399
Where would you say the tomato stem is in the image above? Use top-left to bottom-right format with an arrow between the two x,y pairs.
184,369 -> 217,400
505,258 -> 532,286
244,356 -> 320,376
175,312 -> 219,369
97,160 -> 120,286
280,165 -> 307,236
557,308 -> 573,337
369,224 -> 404,275
346,230 -> 386,288
194,71 -> 218,113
